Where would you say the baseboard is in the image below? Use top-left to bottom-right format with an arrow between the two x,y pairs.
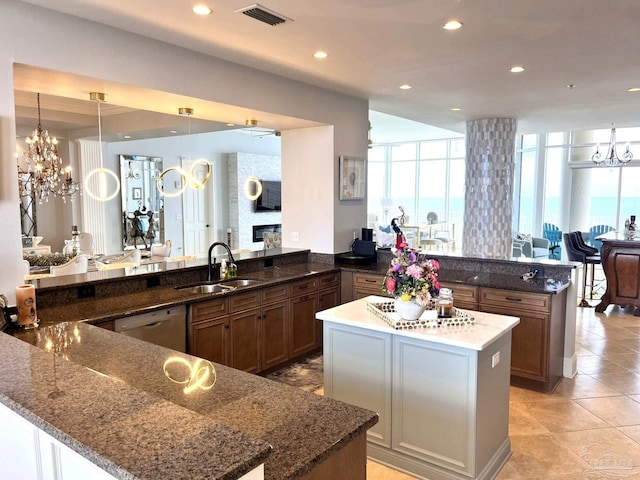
563,354 -> 577,378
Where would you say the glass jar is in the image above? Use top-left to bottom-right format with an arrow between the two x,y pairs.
437,288 -> 454,318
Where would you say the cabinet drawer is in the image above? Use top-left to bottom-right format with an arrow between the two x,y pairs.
479,288 -> 551,313
229,291 -> 261,313
289,278 -> 318,297
318,272 -> 339,290
191,298 -> 228,323
439,282 -> 478,304
354,273 -> 384,293
262,284 -> 289,305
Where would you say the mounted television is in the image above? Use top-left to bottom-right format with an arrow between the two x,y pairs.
254,180 -> 282,212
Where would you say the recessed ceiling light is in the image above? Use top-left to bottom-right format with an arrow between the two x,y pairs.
443,20 -> 462,30
193,5 -> 212,15
314,51 -> 328,59
510,66 -> 525,73
450,107 -> 461,111
628,87 -> 640,92
399,84 -> 412,90
170,130 -> 178,134
567,84 -> 576,89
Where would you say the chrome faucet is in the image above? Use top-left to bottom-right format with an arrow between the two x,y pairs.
207,242 -> 236,281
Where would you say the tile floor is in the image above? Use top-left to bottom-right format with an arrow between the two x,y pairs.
277,302 -> 640,479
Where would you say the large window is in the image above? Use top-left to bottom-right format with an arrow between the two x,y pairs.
367,138 -> 465,247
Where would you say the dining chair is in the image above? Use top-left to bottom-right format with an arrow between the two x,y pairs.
589,225 -> 615,252
78,232 -> 94,256
51,254 -> 89,276
543,223 -> 562,259
151,240 -> 172,257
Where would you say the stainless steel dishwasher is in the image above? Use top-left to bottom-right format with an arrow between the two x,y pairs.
114,306 -> 187,352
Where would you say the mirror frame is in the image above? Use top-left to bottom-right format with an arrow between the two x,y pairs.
120,155 -> 164,250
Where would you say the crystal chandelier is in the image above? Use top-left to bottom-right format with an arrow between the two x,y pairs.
17,93 -> 81,203
592,124 -> 633,167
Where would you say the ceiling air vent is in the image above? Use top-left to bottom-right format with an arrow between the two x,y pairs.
235,4 -> 292,26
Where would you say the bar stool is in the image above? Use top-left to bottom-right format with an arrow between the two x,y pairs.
563,232 -> 601,307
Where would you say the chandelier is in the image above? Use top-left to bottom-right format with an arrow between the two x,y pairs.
17,93 -> 81,203
592,124 -> 633,167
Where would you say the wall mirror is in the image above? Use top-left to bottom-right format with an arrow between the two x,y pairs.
120,155 -> 164,249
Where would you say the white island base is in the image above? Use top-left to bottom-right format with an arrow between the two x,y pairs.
316,296 -> 520,480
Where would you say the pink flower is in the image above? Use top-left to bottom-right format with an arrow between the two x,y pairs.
406,264 -> 422,279
386,277 -> 396,292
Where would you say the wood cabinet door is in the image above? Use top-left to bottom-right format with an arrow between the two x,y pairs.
480,304 -> 549,382
290,293 -> 319,358
229,309 -> 261,373
190,317 -> 229,366
261,300 -> 289,370
318,286 -> 340,349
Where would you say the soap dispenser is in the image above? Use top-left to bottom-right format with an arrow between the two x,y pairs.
220,260 -> 228,279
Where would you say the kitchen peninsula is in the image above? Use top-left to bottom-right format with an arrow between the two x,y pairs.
1,322 -> 377,480
317,296 -> 520,480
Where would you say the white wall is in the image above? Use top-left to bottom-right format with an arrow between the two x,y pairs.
0,0 -> 367,302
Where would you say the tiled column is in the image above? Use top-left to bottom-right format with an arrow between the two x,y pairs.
463,118 -> 517,258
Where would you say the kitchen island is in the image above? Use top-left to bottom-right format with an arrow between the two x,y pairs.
2,321 -> 377,480
317,296 -> 520,480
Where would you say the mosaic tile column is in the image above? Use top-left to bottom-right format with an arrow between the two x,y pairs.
463,118 -> 517,258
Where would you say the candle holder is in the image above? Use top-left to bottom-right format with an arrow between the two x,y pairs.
15,284 -> 39,329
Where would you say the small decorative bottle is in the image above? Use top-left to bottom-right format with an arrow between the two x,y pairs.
630,215 -> 637,236
71,225 -> 80,255
437,288 -> 454,318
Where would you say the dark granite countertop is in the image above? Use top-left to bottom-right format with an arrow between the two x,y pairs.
341,263 -> 571,294
4,322 -> 378,480
35,263 -> 340,326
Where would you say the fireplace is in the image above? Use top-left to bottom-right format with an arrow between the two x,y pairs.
252,224 -> 282,242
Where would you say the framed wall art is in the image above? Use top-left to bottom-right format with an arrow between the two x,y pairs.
339,155 -> 366,200
132,187 -> 142,200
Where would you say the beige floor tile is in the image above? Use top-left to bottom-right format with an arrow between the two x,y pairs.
506,434 -> 590,478
577,340 -> 635,356
509,386 -> 555,404
555,427 -> 640,466
509,403 -> 551,436
515,398 -> 609,432
553,373 -> 622,399
366,460 -> 417,479
590,371 -> 640,395
576,396 -> 640,427
618,424 -> 640,444
577,355 -> 630,374
612,337 -> 640,353
602,353 -> 640,371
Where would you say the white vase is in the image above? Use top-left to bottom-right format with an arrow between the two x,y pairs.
394,297 -> 425,321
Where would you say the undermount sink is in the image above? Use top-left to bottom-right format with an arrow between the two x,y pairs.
177,283 -> 236,294
218,278 -> 263,288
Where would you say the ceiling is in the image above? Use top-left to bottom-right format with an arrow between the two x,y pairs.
16,0 -> 640,138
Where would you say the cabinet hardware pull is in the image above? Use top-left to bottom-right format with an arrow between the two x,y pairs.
505,297 -> 522,302
365,279 -> 377,283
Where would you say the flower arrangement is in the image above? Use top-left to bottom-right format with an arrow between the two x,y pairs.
382,245 -> 441,306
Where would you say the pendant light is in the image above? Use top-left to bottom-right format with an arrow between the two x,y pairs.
244,118 -> 263,201
157,107 -> 212,197
84,92 -> 121,201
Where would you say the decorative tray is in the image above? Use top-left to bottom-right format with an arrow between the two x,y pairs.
367,300 -> 475,330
